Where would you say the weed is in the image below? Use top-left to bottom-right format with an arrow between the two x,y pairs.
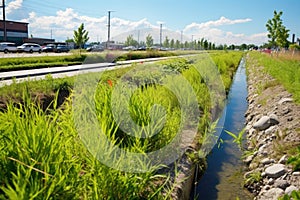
225,128 -> 246,150
287,146 -> 300,171
244,171 -> 262,186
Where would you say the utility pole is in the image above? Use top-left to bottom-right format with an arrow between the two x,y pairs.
1,0 -> 6,42
181,30 -> 183,48
137,30 -> 140,48
107,10 -> 114,49
159,23 -> 162,48
191,35 -> 194,50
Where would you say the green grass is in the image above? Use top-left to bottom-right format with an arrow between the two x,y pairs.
0,55 -> 87,72
0,51 -> 243,199
249,51 -> 300,104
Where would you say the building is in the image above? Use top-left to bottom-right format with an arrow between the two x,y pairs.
24,37 -> 55,46
0,20 -> 28,45
101,41 -> 124,50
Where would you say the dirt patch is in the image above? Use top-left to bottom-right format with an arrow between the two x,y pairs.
0,89 -> 70,111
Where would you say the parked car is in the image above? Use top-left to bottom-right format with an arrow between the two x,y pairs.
86,45 -> 104,52
42,44 -> 56,52
0,42 -> 18,53
17,43 -> 42,53
55,45 -> 69,53
122,46 -> 137,51
137,46 -> 146,51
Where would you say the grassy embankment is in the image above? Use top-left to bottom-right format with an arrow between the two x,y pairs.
249,51 -> 300,104
0,51 -> 243,199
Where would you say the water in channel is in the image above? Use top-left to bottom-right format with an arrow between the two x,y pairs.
192,58 -> 253,200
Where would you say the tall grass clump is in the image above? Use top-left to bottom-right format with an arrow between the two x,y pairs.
250,51 -> 300,103
0,92 -> 169,199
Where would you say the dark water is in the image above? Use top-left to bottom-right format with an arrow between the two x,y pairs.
192,58 -> 252,200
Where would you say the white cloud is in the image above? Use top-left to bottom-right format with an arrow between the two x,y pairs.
184,16 -> 252,32
18,8 -> 266,45
21,8 -> 158,42
183,17 -> 267,45
6,0 -> 23,14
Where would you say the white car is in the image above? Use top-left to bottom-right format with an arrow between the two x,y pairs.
0,42 -> 18,53
17,43 -> 42,53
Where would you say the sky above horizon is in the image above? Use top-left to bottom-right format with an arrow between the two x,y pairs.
2,0 -> 300,45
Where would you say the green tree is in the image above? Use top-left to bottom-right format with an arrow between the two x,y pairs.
73,23 -> 89,49
212,43 -> 216,50
175,40 -> 180,49
163,36 -> 170,48
266,10 -> 290,49
170,39 -> 175,49
146,34 -> 153,48
203,39 -> 208,50
125,35 -> 138,47
184,41 -> 189,49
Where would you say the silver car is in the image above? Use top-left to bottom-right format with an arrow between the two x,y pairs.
0,42 -> 18,53
17,43 -> 42,53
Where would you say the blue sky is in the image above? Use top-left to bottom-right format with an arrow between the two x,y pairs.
3,0 -> 300,45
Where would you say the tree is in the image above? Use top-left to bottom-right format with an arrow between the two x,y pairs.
175,40 -> 180,49
146,34 -> 153,48
266,11 -> 290,49
163,36 -> 170,48
73,23 -> 89,49
203,39 -> 208,50
170,39 -> 175,49
125,35 -> 138,47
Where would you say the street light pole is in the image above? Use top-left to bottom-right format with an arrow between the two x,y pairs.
107,10 -> 114,49
1,0 -> 6,42
160,23 -> 162,48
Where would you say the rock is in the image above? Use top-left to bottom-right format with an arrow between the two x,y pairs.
267,178 -> 274,185
257,188 -> 284,200
258,144 -> 267,153
292,172 -> 300,176
244,155 -> 254,165
265,164 -> 286,178
260,158 -> 274,165
278,98 -> 293,105
282,107 -> 291,115
265,126 -> 276,135
274,179 -> 289,189
278,155 -> 288,164
253,116 -> 271,131
285,185 -> 298,195
269,114 -> 280,125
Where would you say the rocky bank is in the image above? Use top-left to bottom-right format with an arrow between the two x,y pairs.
244,54 -> 300,199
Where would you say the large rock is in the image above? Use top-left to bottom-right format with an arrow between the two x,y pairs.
253,115 -> 279,131
269,114 -> 279,125
278,98 -> 293,105
285,185 -> 298,195
253,116 -> 271,130
265,164 -> 286,178
257,188 -> 284,200
274,179 -> 289,189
